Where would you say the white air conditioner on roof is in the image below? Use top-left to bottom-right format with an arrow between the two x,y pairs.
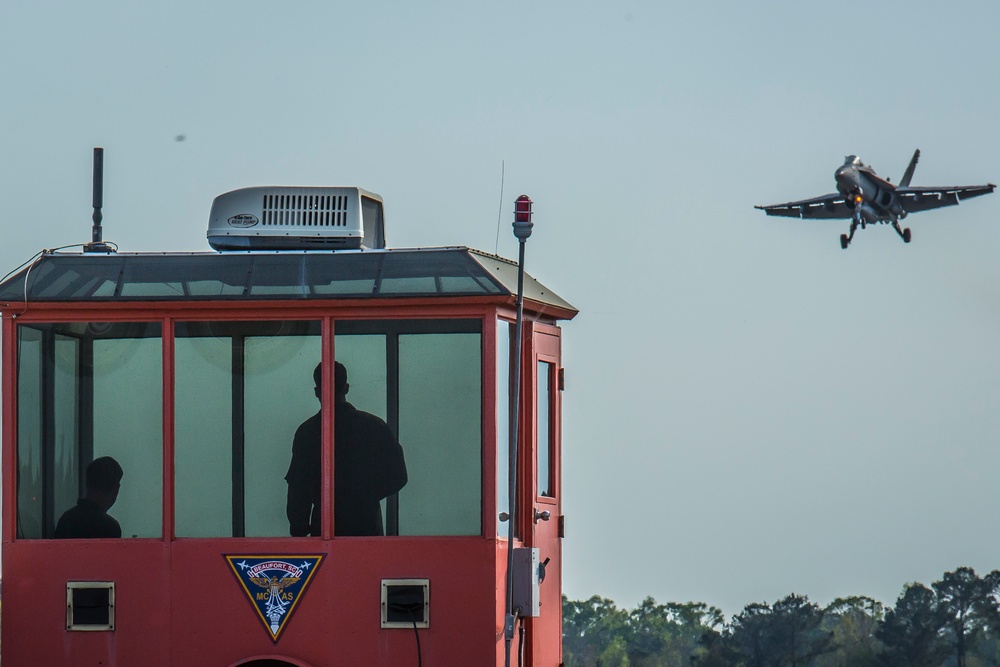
207,186 -> 386,251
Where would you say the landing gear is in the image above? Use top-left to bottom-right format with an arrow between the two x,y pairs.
841,216 -> 911,248
892,220 -> 911,244
840,217 -> 859,249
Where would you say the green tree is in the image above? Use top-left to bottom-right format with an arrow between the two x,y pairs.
564,595 -> 724,667
661,601 -> 725,667
626,599 -> 725,667
598,635 -> 631,667
815,596 -> 884,667
563,595 -> 629,666
769,594 -> 834,666
626,597 -> 674,664
877,582 -> 949,667
693,626 -> 742,667
726,594 -> 833,667
729,602 -> 773,667
933,567 -> 1000,667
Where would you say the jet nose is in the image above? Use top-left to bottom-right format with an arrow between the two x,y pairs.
835,167 -> 855,194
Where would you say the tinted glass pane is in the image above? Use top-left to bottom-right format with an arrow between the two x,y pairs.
20,258 -> 118,299
174,321 -> 320,537
16,322 -> 162,539
398,333 -> 481,535
497,321 -> 512,537
121,256 -> 248,298
307,254 -> 380,296
537,361 -> 553,498
16,327 -> 43,538
174,334 -> 232,537
245,333 -> 321,536
332,334 -> 390,534
94,334 -> 162,537
334,335 -> 388,420
54,335 -> 81,520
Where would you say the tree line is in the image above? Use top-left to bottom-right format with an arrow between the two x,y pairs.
563,566 -> 1000,667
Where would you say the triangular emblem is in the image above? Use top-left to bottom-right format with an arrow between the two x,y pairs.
224,554 -> 324,643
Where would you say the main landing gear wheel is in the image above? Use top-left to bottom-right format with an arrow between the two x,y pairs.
891,220 -> 911,244
840,234 -> 849,249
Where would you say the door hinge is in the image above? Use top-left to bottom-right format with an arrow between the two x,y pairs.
558,367 -> 565,391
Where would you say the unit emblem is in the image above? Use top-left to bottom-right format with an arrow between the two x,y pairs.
224,554 -> 324,642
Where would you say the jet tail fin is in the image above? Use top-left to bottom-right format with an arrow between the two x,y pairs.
899,149 -> 920,187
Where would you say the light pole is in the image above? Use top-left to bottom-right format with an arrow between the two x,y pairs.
505,195 -> 533,667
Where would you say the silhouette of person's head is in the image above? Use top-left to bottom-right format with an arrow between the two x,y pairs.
86,456 -> 123,512
314,362 -> 349,402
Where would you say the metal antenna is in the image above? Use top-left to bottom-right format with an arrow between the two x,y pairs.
494,160 -> 505,254
84,147 -> 113,253
504,194 -> 533,667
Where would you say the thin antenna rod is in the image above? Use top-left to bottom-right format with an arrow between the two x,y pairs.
494,160 -> 505,254
85,147 -> 113,253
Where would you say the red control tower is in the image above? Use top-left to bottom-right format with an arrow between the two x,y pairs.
0,172 -> 576,665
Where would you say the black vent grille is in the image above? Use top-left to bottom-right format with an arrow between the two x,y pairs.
261,193 -> 349,227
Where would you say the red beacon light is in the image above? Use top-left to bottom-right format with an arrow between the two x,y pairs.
513,194 -> 533,240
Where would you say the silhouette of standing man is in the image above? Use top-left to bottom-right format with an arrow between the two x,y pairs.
55,456 -> 124,539
285,362 -> 407,537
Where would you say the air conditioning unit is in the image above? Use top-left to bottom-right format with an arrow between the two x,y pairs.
207,186 -> 386,251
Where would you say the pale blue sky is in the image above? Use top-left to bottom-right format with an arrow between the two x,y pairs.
3,1 -> 1000,616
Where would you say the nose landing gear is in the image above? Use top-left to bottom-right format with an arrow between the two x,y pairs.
840,216 -> 860,249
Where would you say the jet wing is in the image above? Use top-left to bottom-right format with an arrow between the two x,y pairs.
896,184 -> 996,214
754,193 -> 852,219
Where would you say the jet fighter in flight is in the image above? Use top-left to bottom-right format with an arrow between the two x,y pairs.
756,150 -> 995,248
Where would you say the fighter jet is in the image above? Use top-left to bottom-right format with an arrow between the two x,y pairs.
755,150 -> 995,248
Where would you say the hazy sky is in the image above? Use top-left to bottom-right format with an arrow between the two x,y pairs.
3,1 -> 1000,617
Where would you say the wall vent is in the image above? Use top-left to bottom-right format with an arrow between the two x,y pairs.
381,579 -> 429,629
261,193 -> 349,228
66,581 -> 115,631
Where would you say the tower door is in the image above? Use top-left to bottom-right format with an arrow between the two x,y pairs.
525,323 -> 562,666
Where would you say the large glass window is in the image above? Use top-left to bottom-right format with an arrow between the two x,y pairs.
336,320 -> 482,536
16,322 -> 162,539
174,321 -> 320,537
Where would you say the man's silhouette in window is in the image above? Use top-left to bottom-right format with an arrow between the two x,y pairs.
55,456 -> 124,539
285,362 -> 407,536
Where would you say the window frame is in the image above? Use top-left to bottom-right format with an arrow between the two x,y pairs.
13,319 -> 165,540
